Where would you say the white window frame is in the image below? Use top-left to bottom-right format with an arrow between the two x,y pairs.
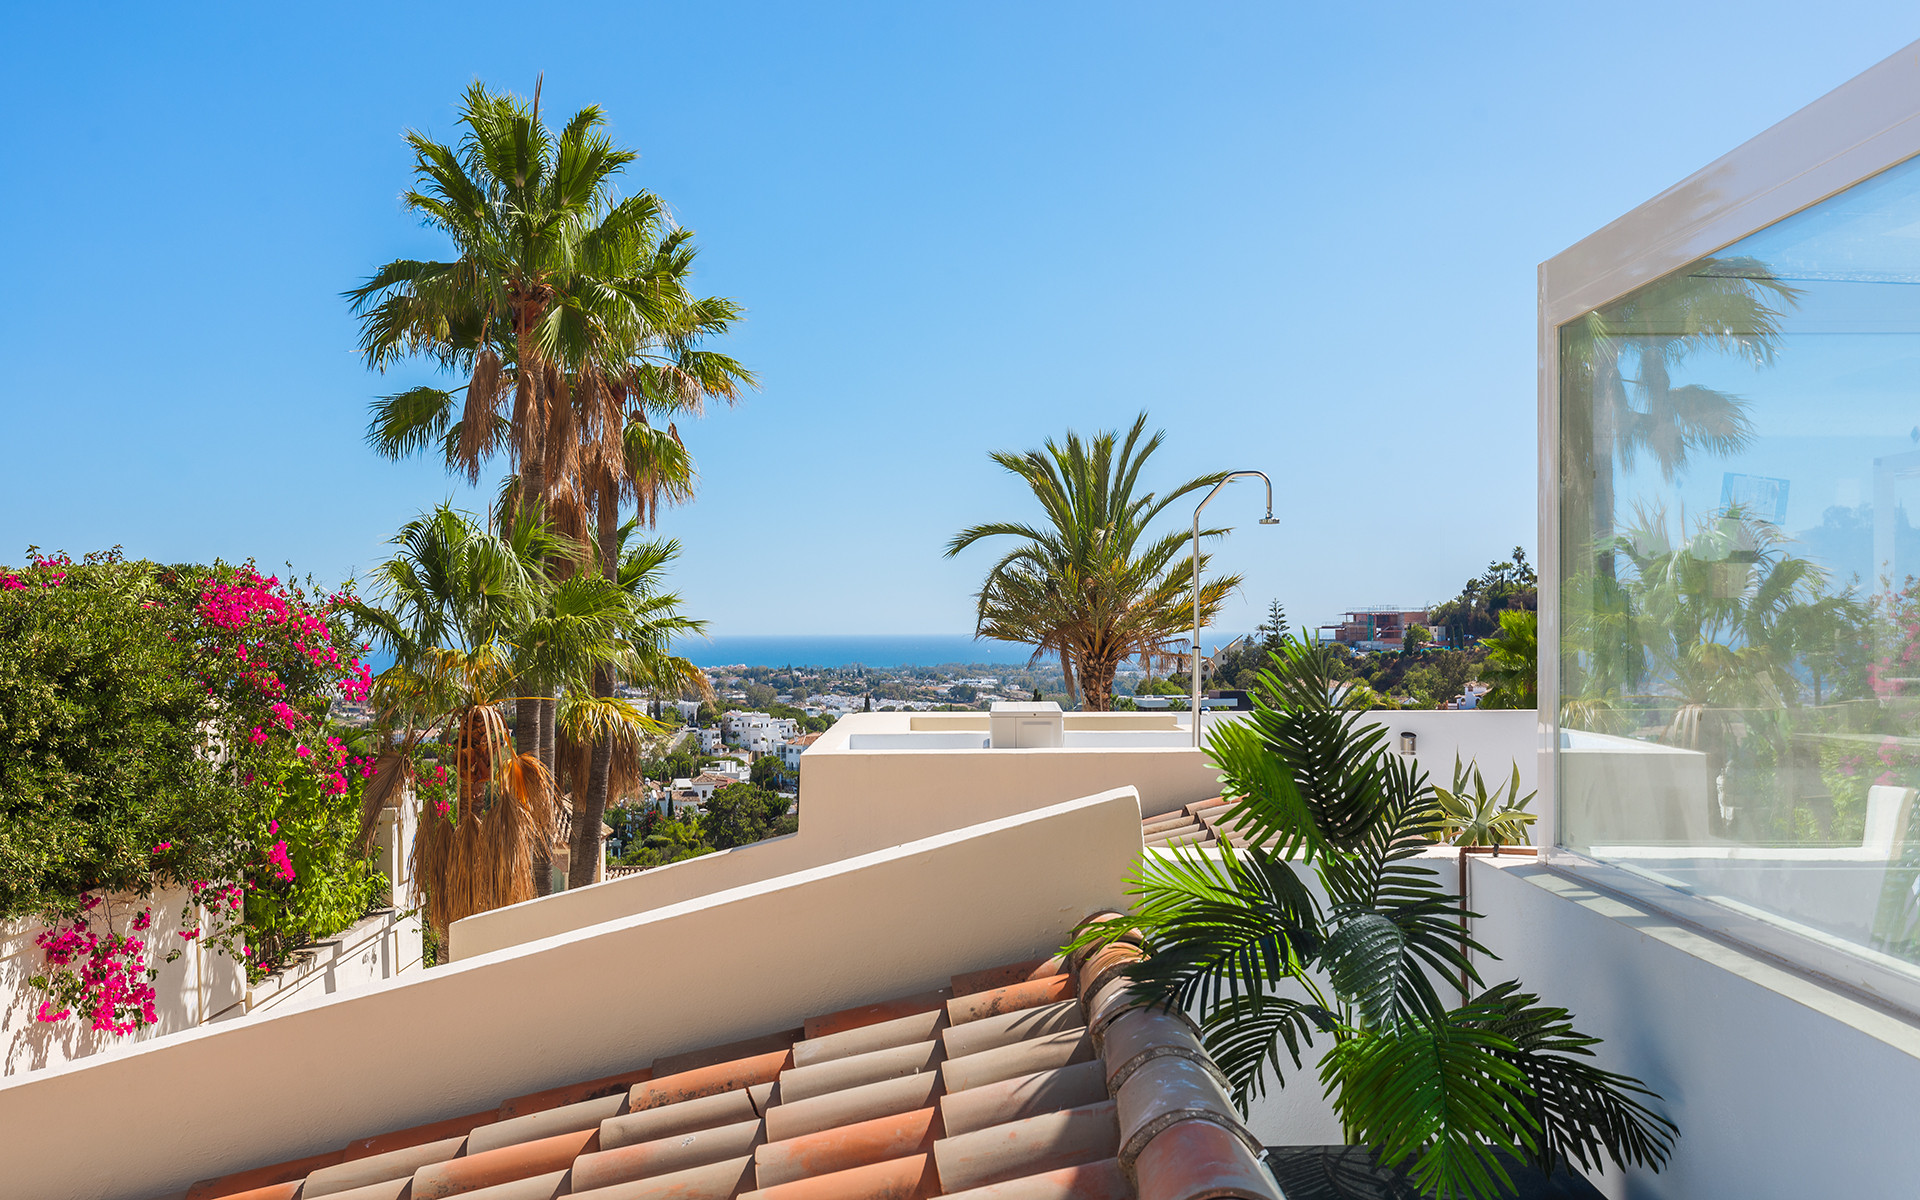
1538,39 -> 1920,1018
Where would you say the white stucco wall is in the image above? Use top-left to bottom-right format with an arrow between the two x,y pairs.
1470,856 -> 1920,1199
451,708 -> 1537,959
0,788 -> 1144,1200
0,884 -> 245,1077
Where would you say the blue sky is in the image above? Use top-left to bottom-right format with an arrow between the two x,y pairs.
3,4 -> 1918,638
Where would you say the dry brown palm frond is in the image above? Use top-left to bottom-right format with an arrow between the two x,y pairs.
544,362 -> 578,495
509,367 -> 536,471
352,748 -> 414,855
457,348 -> 503,481
411,702 -> 561,942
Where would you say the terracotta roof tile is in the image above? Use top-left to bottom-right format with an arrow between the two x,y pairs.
304,1135 -> 465,1197
632,1050 -> 793,1112
753,1105 -> 941,1187
806,987 -> 952,1040
410,1126 -> 596,1198
181,917 -> 1281,1200
743,1150 -> 939,1200
499,1066 -> 653,1119
656,1029 -> 803,1077
948,957 -> 1066,997
946,975 -> 1073,1025
940,1157 -> 1132,1200
572,1115 -> 766,1191
188,1149 -> 347,1200
345,1110 -> 498,1160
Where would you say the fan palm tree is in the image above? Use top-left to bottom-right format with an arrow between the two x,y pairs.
1077,639 -> 1675,1198
563,529 -> 709,888
347,504 -> 662,931
345,506 -> 558,941
947,414 -> 1240,710
351,81 -> 750,767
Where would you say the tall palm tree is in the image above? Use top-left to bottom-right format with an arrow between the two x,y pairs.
947,414 -> 1240,710
348,80 -> 695,766
346,506 -> 557,942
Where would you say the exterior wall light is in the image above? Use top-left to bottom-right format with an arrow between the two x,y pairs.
1400,731 -> 1417,756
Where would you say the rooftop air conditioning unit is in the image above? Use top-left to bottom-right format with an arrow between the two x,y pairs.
989,701 -> 1065,749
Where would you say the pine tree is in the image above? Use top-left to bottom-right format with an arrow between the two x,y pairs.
1258,600 -> 1290,651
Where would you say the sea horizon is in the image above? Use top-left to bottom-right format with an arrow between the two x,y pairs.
359,632 -> 1262,676
664,634 -> 1052,669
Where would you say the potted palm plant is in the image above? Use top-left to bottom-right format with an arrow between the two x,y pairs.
1076,638 -> 1675,1200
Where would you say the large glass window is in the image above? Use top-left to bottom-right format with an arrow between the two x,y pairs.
1559,153 -> 1920,979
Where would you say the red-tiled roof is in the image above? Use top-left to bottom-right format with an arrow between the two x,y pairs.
183,922 -> 1278,1200
791,733 -> 825,748
1139,798 -> 1265,851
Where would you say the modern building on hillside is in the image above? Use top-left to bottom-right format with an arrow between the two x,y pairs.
1317,606 -> 1435,651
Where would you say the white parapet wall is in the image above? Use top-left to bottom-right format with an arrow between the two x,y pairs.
0,884 -> 245,1077
0,788 -> 1145,1200
3,804 -> 423,1076
451,708 -> 1537,960
1470,854 -> 1920,1199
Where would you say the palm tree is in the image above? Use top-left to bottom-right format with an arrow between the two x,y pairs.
563,529 -> 709,888
345,506 -> 559,942
348,504 -> 666,930
947,414 -> 1240,710
348,80 -> 725,767
1078,639 -> 1674,1198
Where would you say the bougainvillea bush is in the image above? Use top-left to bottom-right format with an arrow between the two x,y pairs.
0,549 -> 381,1035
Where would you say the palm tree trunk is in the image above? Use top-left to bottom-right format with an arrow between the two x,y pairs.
571,667 -> 616,889
1081,650 -> 1118,712
569,498 -> 623,889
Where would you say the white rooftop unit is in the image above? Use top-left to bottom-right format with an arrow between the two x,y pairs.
988,701 -> 1064,749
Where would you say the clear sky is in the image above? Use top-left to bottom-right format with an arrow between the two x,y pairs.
3,4 -> 1917,638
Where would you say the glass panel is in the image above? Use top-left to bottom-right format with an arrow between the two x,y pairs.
1559,153 -> 1920,974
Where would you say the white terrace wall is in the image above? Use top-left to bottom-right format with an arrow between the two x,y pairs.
0,789 -> 1144,1200
3,803 -> 423,1075
0,884 -> 244,1077
452,708 -> 1535,960
1470,855 -> 1920,1199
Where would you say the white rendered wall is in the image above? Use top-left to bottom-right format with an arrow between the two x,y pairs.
0,789 -> 1144,1200
452,709 -> 1537,959
1470,855 -> 1920,1199
0,884 -> 244,1076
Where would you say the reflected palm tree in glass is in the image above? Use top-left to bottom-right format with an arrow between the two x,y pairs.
1560,258 -> 1801,715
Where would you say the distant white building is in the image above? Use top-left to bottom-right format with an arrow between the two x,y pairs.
779,731 -> 825,771
696,727 -> 722,753
723,711 -> 800,756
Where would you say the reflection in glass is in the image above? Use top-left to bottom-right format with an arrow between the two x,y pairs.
1559,153 -> 1920,973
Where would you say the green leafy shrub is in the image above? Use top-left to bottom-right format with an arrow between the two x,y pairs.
0,550 -> 384,1029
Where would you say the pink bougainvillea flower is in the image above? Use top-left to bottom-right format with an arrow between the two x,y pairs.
151,842 -> 173,853
294,744 -> 311,758
248,726 -> 267,747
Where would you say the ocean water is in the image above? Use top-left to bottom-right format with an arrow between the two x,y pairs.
361,633 -> 1259,674
666,635 -> 1051,669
